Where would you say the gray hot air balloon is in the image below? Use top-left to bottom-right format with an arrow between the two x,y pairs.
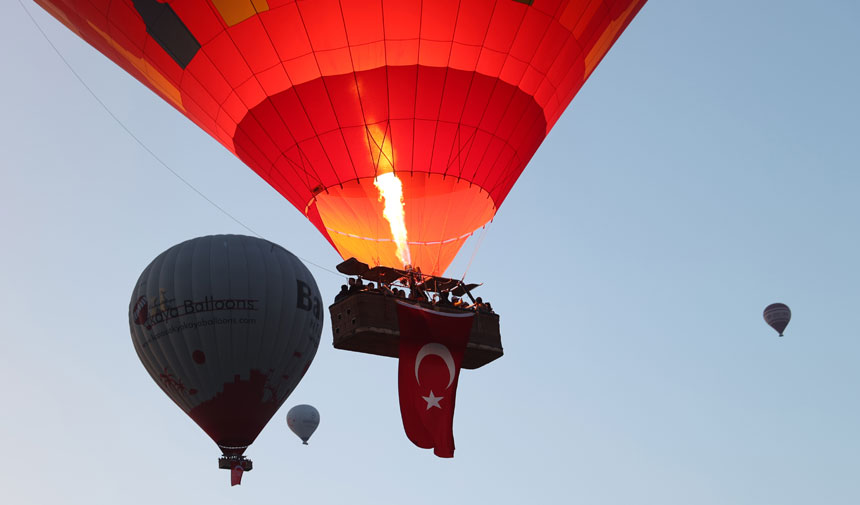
287,404 -> 320,445
129,235 -> 323,485
763,303 -> 791,336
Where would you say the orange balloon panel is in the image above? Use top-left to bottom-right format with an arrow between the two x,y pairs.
37,0 -> 647,274
312,174 -> 496,275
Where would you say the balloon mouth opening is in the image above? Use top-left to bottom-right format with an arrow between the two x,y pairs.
218,444 -> 250,457
311,173 -> 496,276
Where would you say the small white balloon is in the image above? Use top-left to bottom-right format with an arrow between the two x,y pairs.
287,405 -> 320,445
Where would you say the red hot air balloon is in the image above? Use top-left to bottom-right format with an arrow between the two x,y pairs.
129,235 -> 323,485
37,0 -> 647,276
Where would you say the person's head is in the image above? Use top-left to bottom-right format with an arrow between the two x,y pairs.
348,278 -> 355,286
476,297 -> 483,304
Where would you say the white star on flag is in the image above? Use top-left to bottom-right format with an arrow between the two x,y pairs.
423,390 -> 443,410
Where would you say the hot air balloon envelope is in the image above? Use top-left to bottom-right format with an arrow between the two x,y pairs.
129,235 -> 323,481
763,303 -> 791,336
37,0 -> 647,275
287,404 -> 321,445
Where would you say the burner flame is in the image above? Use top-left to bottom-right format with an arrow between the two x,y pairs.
373,172 -> 411,268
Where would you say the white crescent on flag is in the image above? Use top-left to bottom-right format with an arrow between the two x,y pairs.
414,343 -> 456,389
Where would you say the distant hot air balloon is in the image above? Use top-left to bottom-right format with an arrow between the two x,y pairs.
37,0 -> 647,276
287,404 -> 321,445
763,303 -> 791,336
128,235 -> 323,485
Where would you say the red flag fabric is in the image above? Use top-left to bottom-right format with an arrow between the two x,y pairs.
396,302 -> 475,458
230,465 -> 243,486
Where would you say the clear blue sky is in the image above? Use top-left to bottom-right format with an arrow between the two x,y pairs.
2,1 -> 859,503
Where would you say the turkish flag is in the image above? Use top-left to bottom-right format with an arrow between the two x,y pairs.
230,465 -> 243,486
396,301 -> 475,458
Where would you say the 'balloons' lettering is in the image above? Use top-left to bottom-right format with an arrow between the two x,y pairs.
296,280 -> 322,321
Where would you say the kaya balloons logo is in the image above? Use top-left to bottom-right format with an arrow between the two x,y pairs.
132,289 -> 262,350
132,280 -> 322,345
132,292 -> 259,329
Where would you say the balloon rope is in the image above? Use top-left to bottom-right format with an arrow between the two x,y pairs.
460,220 -> 492,282
17,0 -> 345,280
